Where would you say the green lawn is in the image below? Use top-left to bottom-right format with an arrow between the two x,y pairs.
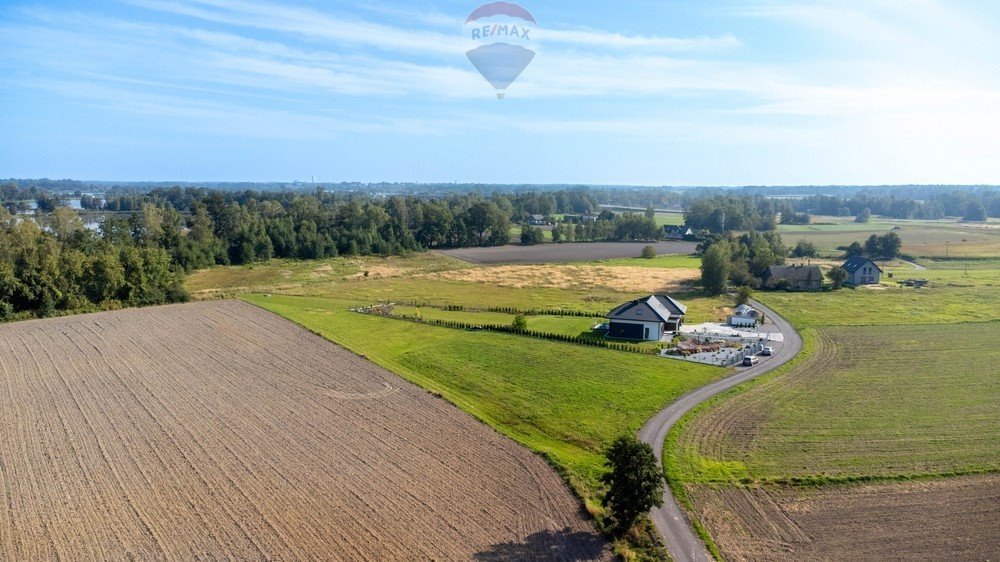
244,294 -> 723,505
391,305 -> 604,337
654,212 -> 686,227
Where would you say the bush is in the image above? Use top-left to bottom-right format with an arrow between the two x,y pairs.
511,314 -> 528,331
0,301 -> 13,322
520,225 -> 545,246
165,284 -> 191,303
827,266 -> 848,289
791,240 -> 817,258
640,245 -> 656,259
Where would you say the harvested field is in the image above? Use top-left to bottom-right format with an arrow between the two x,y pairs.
0,301 -> 610,560
437,241 -> 697,264
422,263 -> 699,292
687,475 -> 1000,561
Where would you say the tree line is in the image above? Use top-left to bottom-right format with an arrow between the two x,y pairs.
786,189 -> 998,221
0,206 -> 188,321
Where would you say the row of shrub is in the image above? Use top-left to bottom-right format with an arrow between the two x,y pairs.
399,301 -> 599,318
358,310 -> 656,355
482,306 -> 598,317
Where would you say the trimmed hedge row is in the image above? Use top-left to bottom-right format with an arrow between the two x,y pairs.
357,310 -> 656,355
395,301 -> 600,318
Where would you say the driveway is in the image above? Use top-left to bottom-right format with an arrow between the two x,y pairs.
637,300 -> 803,562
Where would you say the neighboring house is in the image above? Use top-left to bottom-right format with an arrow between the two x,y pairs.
529,214 -> 549,226
729,304 -> 758,328
663,225 -> 694,240
606,295 -> 687,341
763,265 -> 823,291
842,256 -> 883,285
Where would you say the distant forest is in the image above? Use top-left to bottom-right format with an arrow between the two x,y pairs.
1,180 -> 997,320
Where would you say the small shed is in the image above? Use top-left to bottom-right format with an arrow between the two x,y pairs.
728,304 -> 758,328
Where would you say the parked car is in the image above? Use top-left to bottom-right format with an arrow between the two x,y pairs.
761,347 -> 775,356
743,355 -> 759,366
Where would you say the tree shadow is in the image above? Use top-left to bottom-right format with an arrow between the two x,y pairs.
473,527 -> 610,562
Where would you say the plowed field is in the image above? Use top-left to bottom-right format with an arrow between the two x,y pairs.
0,301 -> 610,560
686,475 -> 1000,561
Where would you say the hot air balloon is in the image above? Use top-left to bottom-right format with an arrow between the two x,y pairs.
464,2 -> 537,99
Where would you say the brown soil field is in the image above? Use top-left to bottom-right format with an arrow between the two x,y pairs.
687,475 -> 1000,561
437,241 -> 697,264
0,301 -> 610,560
422,263 -> 699,292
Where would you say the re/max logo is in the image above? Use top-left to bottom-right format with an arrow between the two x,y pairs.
471,24 -> 532,40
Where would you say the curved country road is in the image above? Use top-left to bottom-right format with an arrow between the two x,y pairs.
638,300 -> 803,562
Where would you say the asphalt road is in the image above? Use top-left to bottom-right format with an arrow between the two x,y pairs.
637,300 -> 803,562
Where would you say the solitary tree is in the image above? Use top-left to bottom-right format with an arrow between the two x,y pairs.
855,207 -> 872,223
511,314 -> 528,331
791,240 -> 817,258
520,225 -> 544,246
827,266 -> 848,289
735,285 -> 754,306
601,436 -> 664,532
964,202 -> 988,222
700,243 -> 731,295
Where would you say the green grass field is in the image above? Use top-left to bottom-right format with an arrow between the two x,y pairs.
776,215 -> 1000,258
669,323 -> 1000,483
666,261 -> 1000,555
244,294 -> 722,505
391,305 -> 604,337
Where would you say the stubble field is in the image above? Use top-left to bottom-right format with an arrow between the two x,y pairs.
0,301 -> 610,560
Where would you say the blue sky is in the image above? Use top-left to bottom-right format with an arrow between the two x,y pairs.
1,0 -> 999,185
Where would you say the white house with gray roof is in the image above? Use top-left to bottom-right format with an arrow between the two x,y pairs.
842,256 -> 883,286
605,295 -> 687,341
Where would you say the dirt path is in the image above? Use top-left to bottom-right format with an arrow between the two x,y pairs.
637,300 -> 803,562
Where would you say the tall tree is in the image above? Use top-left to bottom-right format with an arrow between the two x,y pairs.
601,436 -> 664,532
701,243 -> 731,295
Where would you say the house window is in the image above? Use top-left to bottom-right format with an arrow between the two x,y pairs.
637,310 -> 642,316
644,327 -> 650,339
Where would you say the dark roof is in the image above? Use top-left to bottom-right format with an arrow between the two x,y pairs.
663,225 -> 691,234
607,295 -> 687,322
842,256 -> 883,274
765,265 -> 822,283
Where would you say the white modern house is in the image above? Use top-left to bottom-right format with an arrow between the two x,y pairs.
606,295 -> 687,341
